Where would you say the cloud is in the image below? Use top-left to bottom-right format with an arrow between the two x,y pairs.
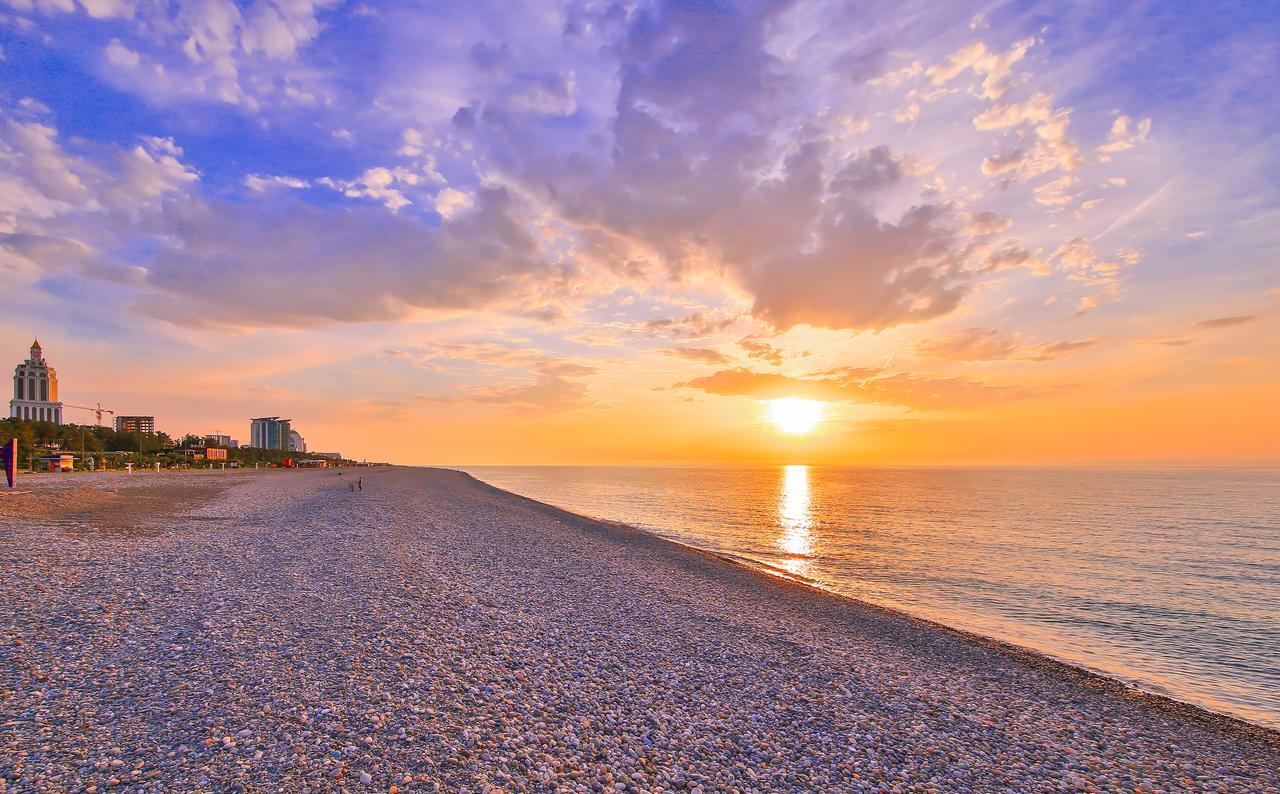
982,245 -> 1049,275
87,0 -> 342,109
104,39 -> 140,67
80,0 -> 134,19
973,91 -> 1053,130
1022,338 -> 1102,361
1098,115 -> 1152,154
1192,315 -> 1255,330
832,146 -> 901,192
244,173 -> 310,191
386,339 -> 544,372
420,359 -> 595,413
737,337 -> 786,366
964,210 -> 1012,236
914,328 -> 1101,362
461,8 -> 981,334
0,111 -> 195,223
972,90 -> 1081,177
3,1 -> 1169,346
980,147 -> 1025,177
662,347 -> 730,365
434,187 -> 473,219
677,366 -> 1026,411
740,198 -> 967,331
927,37 -> 1035,100
641,311 -> 737,339
319,167 -> 412,211
1034,176 -> 1077,208
4,0 -> 76,13
136,186 -> 569,327
914,327 -> 1017,361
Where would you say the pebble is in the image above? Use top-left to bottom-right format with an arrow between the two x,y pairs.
1,469 -> 1277,792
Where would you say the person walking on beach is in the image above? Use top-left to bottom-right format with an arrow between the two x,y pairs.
358,477 -> 363,491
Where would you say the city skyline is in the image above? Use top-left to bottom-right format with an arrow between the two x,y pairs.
2,2 -> 1277,466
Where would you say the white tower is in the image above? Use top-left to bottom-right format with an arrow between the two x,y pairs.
10,339 -> 63,424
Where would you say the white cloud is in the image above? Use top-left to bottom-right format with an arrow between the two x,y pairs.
1097,115 -> 1152,154
1033,175 -> 1077,208
973,91 -> 1053,130
927,37 -> 1036,100
434,187 -> 473,219
398,128 -> 426,157
329,167 -> 411,211
104,39 -> 141,68
79,0 -> 133,19
3,0 -> 76,13
244,173 -> 309,191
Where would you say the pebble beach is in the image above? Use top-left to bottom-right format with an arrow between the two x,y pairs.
1,467 -> 1277,793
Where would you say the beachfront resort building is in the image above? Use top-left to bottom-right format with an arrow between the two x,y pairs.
10,339 -> 63,424
250,417 -> 292,450
115,415 -> 155,434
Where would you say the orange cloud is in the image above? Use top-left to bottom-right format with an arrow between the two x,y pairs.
1192,315 -> 1255,330
662,347 -> 730,364
677,366 -> 1029,410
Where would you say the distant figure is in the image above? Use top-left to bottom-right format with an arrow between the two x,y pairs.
358,477 -> 363,491
348,482 -> 354,493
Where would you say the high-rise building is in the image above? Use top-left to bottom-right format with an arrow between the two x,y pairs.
204,434 -> 233,447
115,416 -> 155,434
289,430 -> 306,453
249,417 -> 292,450
10,339 -> 63,424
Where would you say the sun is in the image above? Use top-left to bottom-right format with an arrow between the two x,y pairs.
766,398 -> 825,435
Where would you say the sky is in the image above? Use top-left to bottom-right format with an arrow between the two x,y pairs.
1,0 -> 1277,465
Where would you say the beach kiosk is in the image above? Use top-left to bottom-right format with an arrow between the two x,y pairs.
39,452 -> 76,472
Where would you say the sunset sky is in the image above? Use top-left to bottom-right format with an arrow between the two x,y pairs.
1,0 -> 1277,465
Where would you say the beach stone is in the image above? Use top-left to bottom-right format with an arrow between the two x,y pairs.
0,468 -> 1276,793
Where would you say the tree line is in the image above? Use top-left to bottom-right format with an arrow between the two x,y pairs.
0,418 -> 330,470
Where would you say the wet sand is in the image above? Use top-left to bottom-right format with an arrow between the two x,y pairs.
1,467 -> 1277,792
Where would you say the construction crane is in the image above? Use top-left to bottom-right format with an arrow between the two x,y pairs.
65,402 -> 116,426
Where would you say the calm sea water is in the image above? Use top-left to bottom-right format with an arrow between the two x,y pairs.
463,466 -> 1280,728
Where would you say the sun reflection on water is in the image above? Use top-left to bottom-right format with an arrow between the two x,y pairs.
777,464 -> 813,575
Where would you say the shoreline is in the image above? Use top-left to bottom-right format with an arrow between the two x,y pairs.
456,467 -> 1280,745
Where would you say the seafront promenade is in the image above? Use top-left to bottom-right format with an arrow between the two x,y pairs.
1,468 -> 1277,792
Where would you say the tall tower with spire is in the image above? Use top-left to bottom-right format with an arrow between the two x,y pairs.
10,339 -> 63,424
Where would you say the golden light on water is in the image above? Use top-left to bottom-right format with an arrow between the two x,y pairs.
766,398 -> 825,435
777,464 -> 813,576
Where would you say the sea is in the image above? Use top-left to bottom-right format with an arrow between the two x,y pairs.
463,465 -> 1280,729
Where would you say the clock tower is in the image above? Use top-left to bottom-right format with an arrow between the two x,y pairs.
10,339 -> 63,424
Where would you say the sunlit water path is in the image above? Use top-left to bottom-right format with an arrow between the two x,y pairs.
463,465 -> 1280,729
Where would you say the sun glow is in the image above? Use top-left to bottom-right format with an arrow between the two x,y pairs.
766,398 -> 825,435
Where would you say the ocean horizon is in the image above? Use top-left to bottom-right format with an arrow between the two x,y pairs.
464,464 -> 1280,730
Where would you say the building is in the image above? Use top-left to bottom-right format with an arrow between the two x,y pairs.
249,417 -> 292,450
311,451 -> 342,460
115,416 -> 156,434
10,339 -> 63,424
206,448 -> 228,461
289,429 -> 306,453
204,434 -> 233,448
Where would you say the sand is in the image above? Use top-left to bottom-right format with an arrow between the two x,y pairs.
1,467 -> 1276,793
